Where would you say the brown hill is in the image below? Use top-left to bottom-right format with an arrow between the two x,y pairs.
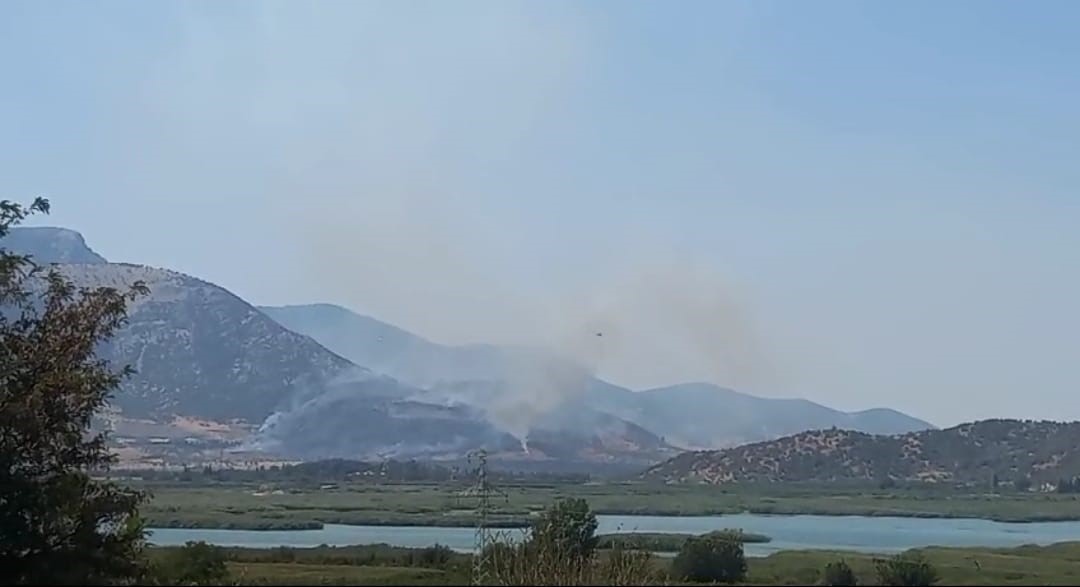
643,419 -> 1080,487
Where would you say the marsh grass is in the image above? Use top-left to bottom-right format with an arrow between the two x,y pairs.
473,527 -> 660,586
140,482 -> 1080,530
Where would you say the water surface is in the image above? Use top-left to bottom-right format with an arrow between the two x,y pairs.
148,514 -> 1080,556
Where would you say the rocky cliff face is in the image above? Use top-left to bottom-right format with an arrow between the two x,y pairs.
53,263 -> 357,422
1,226 -> 108,264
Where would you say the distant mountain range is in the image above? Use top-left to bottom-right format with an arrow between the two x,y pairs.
261,303 -> 933,449
2,226 -> 933,467
643,419 -> 1080,486
585,381 -> 927,450
1,228 -> 675,464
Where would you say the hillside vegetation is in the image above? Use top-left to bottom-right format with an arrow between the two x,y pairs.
645,419 -> 1080,486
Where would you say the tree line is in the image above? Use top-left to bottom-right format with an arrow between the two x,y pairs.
129,458 -> 589,486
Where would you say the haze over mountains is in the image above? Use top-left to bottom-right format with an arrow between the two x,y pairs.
263,303 -> 933,450
2,226 -> 933,466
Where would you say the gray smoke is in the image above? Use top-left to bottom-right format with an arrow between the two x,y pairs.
485,349 -> 596,447
552,260 -> 775,393
301,230 -> 775,440
493,259 -> 774,436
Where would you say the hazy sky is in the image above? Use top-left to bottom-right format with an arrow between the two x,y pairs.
3,1 -> 1078,426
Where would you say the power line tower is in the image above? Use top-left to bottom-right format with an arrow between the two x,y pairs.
457,448 -> 506,586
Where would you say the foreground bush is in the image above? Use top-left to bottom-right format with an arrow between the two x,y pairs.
530,497 -> 599,561
479,500 -> 656,585
874,552 -> 939,586
822,559 -> 858,585
481,539 -> 656,586
670,532 -> 747,583
0,198 -> 149,584
151,541 -> 230,586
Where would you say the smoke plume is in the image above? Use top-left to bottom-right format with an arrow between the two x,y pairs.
105,1 -> 778,436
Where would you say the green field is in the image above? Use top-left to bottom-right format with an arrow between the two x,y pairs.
746,542 -> 1080,586
226,563 -> 457,586
150,541 -> 1080,585
138,480 -> 1080,529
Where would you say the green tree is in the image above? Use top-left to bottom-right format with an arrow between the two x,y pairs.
822,559 -> 858,586
671,532 -> 747,584
874,552 -> 939,586
0,198 -> 149,584
530,498 -> 599,561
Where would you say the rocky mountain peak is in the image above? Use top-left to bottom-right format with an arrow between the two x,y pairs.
0,226 -> 108,264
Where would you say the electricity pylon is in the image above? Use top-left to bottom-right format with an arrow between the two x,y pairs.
457,448 -> 507,586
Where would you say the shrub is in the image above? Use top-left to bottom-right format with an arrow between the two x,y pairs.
822,559 -> 858,586
874,552 -> 939,586
602,544 -> 659,586
478,500 -> 654,586
481,539 -> 656,586
415,544 -> 453,567
530,498 -> 598,561
154,541 -> 230,586
671,532 -> 747,583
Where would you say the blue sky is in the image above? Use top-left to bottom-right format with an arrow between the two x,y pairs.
2,1 -> 1078,425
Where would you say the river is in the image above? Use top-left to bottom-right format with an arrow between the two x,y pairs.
148,514 -> 1080,556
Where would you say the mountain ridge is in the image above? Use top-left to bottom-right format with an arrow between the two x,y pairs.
0,228 -> 676,464
48,262 -> 358,422
0,227 -> 933,467
1,226 -> 108,264
619,382 -> 934,448
643,419 -> 1080,486
262,303 -> 934,449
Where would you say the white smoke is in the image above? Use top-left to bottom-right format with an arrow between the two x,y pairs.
421,258 -> 774,442
110,1 -> 776,440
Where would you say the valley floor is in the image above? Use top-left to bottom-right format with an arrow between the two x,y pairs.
138,481 -> 1080,529
140,480 -> 1080,584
